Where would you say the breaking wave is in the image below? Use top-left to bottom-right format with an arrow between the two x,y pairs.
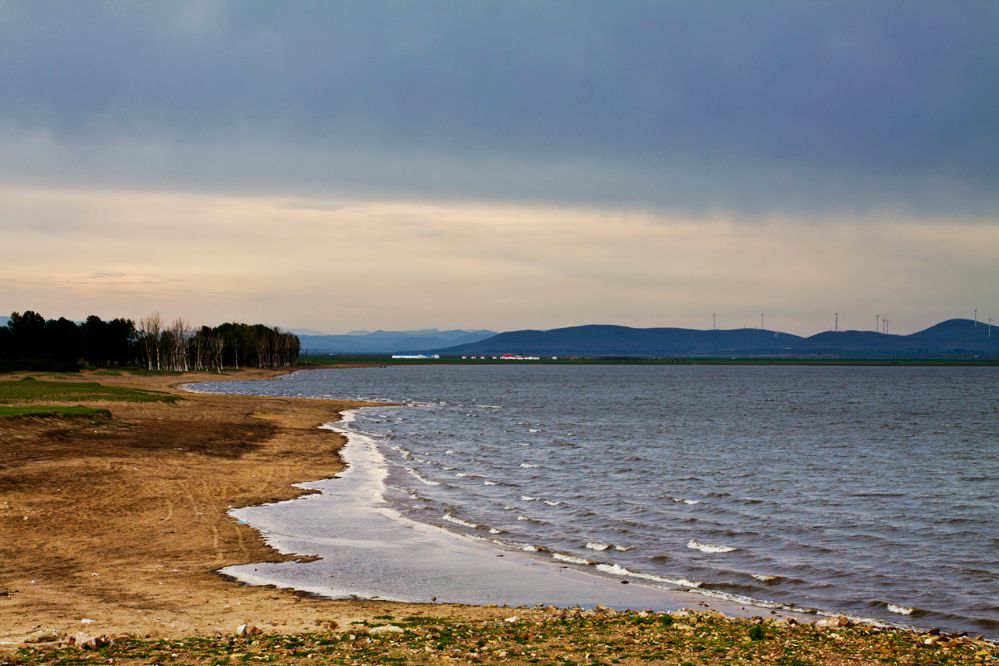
687,539 -> 737,554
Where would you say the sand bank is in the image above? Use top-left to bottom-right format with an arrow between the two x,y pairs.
0,369 -> 514,646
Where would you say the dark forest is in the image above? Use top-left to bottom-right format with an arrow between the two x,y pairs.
0,311 -> 299,372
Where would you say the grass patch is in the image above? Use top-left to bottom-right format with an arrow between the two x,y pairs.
0,379 -> 178,404
0,405 -> 112,419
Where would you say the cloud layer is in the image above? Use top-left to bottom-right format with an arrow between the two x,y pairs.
1,187 -> 996,333
2,1 -> 997,216
1,3 -> 995,332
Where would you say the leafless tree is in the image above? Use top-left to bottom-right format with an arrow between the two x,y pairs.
169,317 -> 192,371
255,333 -> 268,369
192,332 -> 206,371
210,335 -> 225,373
139,313 -> 162,371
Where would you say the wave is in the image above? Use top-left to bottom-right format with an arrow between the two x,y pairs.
687,539 -> 736,553
695,588 -> 817,615
405,468 -> 440,486
886,603 -> 915,616
390,444 -> 413,459
594,563 -> 702,589
586,542 -> 632,553
552,552 -> 591,565
442,513 -> 478,529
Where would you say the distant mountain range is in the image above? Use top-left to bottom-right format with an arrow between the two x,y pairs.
299,329 -> 496,354
435,319 -> 998,358
4,314 -> 995,358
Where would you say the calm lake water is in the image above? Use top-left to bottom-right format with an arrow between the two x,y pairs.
193,365 -> 998,637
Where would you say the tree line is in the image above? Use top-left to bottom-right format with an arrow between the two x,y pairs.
0,310 -> 299,372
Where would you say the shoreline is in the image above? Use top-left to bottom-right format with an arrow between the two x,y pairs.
0,368 -> 514,647
183,370 -> 959,636
216,405 -> 813,622
2,366 -> 995,662
189,366 -> 996,640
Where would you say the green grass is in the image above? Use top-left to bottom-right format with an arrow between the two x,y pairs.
0,378 -> 178,404
0,405 -> 112,420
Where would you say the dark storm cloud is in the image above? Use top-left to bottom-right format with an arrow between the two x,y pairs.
1,1 -> 997,216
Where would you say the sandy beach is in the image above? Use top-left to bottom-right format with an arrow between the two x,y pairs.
0,368 -> 515,646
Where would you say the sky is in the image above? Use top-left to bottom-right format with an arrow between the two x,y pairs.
1,1 -> 996,335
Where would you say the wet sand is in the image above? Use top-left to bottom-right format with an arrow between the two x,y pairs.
220,410 -> 805,620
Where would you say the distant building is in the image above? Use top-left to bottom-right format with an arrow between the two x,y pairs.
391,354 -> 440,359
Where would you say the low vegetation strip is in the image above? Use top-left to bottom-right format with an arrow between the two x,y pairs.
6,609 -> 995,665
0,405 -> 111,419
0,378 -> 177,404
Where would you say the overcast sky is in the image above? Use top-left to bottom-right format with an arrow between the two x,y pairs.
1,1 -> 996,334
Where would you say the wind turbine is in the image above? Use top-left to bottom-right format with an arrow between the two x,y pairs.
834,312 -> 839,332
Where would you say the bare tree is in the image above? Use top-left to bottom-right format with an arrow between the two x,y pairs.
169,317 -> 192,371
192,332 -> 206,371
209,335 -> 225,373
255,333 -> 268,369
139,313 -> 162,371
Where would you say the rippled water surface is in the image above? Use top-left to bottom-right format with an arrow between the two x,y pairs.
195,365 -> 998,636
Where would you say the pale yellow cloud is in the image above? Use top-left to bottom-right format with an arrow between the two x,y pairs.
0,186 -> 995,334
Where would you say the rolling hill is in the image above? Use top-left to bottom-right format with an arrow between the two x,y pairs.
435,319 -> 998,358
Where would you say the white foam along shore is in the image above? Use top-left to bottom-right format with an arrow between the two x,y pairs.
215,405 -> 815,620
